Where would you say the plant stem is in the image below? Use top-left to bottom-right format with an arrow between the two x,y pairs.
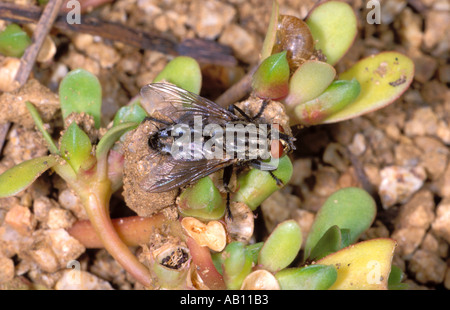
215,65 -> 257,108
25,101 -> 59,155
82,180 -> 152,287
68,214 -> 169,248
186,237 -> 226,290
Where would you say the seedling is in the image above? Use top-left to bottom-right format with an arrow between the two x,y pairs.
0,69 -> 150,286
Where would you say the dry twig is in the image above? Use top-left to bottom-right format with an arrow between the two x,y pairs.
0,2 -> 236,67
14,0 -> 64,87
215,65 -> 257,107
0,123 -> 11,156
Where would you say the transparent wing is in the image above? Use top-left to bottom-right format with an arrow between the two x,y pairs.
140,155 -> 234,193
140,83 -> 237,124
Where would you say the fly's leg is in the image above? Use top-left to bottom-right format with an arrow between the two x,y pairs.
228,99 -> 270,121
144,116 -> 172,126
222,165 -> 234,220
250,99 -> 269,121
228,104 -> 252,122
251,160 -> 284,187
269,171 -> 284,186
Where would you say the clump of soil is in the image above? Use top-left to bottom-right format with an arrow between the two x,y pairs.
122,118 -> 178,217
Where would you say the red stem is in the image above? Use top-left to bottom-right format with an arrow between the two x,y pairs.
186,237 -> 226,290
68,214 -> 168,248
81,183 -> 152,287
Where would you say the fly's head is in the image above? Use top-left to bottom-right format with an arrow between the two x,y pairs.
269,123 -> 296,159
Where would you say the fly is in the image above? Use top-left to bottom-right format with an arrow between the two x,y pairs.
139,82 -> 296,216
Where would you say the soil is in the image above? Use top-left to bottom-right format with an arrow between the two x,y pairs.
0,0 -> 449,290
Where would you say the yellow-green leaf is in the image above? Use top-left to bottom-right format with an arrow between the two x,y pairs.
153,56 -> 202,94
306,1 -> 357,65
259,220 -> 302,272
316,238 -> 397,290
0,156 -> 58,197
252,51 -> 290,99
292,79 -> 361,126
60,122 -> 93,173
234,156 -> 293,210
59,69 -> 102,128
284,60 -> 336,107
322,52 -> 414,124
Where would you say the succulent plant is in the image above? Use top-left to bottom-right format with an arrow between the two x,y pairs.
252,1 -> 414,127
0,0 -> 412,290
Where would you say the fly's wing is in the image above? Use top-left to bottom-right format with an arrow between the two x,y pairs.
140,83 -> 237,125
140,155 -> 234,193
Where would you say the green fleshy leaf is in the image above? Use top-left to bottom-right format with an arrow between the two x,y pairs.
59,69 -> 102,128
178,177 -> 225,220
292,79 -> 361,126
60,122 -> 93,173
0,24 -> 31,58
113,99 -> 148,127
234,155 -> 293,210
275,265 -> 337,290
284,60 -> 336,107
306,1 -> 357,65
260,0 -> 280,61
25,101 -> 59,155
388,265 -> 408,290
153,56 -> 202,94
340,228 -> 351,249
245,242 -> 264,264
0,156 -> 57,197
211,253 -> 224,275
308,225 -> 342,261
221,242 -> 253,290
322,52 -> 414,124
258,220 -> 302,272
304,187 -> 376,260
212,243 -> 263,274
96,122 -> 138,161
252,51 -> 290,100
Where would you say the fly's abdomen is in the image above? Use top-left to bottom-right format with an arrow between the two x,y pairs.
149,120 -> 273,162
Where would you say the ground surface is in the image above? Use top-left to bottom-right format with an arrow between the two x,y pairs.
0,0 -> 449,290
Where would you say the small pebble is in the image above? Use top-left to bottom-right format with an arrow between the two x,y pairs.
55,270 -> 113,290
409,250 -> 446,284
378,166 -> 427,208
5,205 -> 36,236
431,197 -> 450,243
0,256 -> 14,284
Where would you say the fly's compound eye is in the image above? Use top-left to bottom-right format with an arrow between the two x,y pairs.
270,123 -> 285,159
270,139 -> 284,159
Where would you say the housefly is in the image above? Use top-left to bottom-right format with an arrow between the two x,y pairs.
139,82 -> 295,215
